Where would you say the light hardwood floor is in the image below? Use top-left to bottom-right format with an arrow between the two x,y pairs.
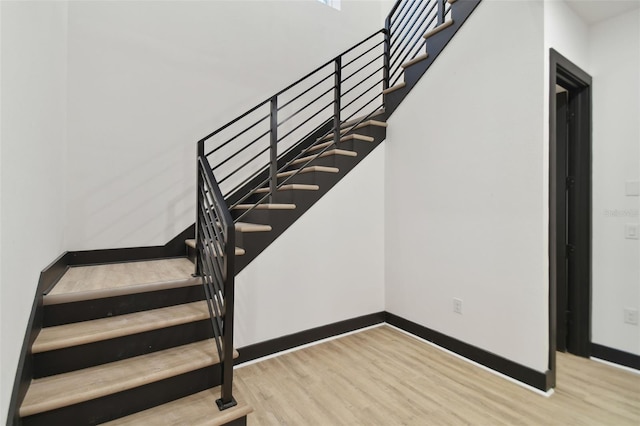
234,325 -> 639,425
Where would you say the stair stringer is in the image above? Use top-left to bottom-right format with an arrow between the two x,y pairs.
228,122 -> 387,275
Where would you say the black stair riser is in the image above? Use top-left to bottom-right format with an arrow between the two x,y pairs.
286,153 -> 358,172
245,186 -> 320,207
21,364 -> 223,426
225,417 -> 248,426
33,319 -> 215,378
43,285 -> 205,327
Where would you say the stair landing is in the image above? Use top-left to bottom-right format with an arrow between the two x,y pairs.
47,258 -> 195,297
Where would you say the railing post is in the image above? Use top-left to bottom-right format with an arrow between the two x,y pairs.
437,0 -> 445,25
269,96 -> 278,203
333,57 -> 342,147
383,22 -> 391,90
216,222 -> 237,411
195,143 -> 204,277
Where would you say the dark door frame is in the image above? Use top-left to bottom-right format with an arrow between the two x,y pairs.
548,48 -> 592,389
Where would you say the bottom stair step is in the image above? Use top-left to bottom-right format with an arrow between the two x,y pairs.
20,338 -> 237,420
104,386 -> 252,426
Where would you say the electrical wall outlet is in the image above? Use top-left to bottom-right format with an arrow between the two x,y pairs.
625,223 -> 639,239
453,298 -> 463,314
624,308 -> 638,325
625,180 -> 639,196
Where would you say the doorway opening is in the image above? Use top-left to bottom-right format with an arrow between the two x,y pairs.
548,48 -> 592,389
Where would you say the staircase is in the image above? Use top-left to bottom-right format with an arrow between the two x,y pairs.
10,0 -> 481,424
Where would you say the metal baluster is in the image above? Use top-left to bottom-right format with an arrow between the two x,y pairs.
333,57 -> 342,148
269,96 -> 278,202
437,0 -> 445,25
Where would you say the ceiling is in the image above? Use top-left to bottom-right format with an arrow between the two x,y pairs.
564,0 -> 640,25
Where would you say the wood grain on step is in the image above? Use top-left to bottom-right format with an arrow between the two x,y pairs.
20,339 -> 237,417
33,301 -> 212,353
48,258 -> 194,296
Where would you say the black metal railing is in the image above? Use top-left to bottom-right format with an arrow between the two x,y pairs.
199,30 -> 388,223
386,0 -> 452,87
195,153 -> 237,410
195,0 -> 457,411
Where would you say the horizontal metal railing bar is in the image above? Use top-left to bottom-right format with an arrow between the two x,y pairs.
217,145 -> 270,185
205,112 -> 269,158
342,39 -> 385,69
341,78 -> 383,112
200,30 -> 384,146
342,66 -> 384,98
272,30 -> 384,98
277,86 -> 333,128
199,156 -> 236,230
390,13 -> 436,78
389,0 -> 415,30
277,120 -> 329,160
390,1 -> 435,56
196,207 -> 225,288
342,97 -> 384,126
342,53 -> 385,84
388,0 -> 406,25
389,0 -> 425,52
223,165 -> 269,199
199,99 -> 270,143
195,206 -> 225,314
231,100 -> 383,221
277,101 -> 334,143
212,129 -> 270,171
278,73 -> 334,111
393,24 -> 431,76
390,69 -> 404,88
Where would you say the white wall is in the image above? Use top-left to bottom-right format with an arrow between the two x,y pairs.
589,9 -> 640,356
235,144 -> 386,347
385,0 -> 549,372
0,0 -> 68,421
544,0 -> 589,69
65,0 -> 385,251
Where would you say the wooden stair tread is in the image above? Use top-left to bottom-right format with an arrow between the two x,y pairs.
103,387 -> 252,426
383,82 -> 406,95
276,166 -> 339,178
185,239 -> 245,256
33,301 -> 211,354
44,276 -> 201,306
320,132 -> 376,142
402,53 -> 429,69
310,135 -> 376,153
48,258 -> 195,297
423,19 -> 454,39
340,108 -> 386,128
232,203 -> 295,210
320,119 -> 387,139
290,149 -> 357,166
254,184 -> 319,194
234,222 -> 272,233
20,339 -> 238,418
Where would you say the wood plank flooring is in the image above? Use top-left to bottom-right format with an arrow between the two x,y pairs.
234,325 -> 640,425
